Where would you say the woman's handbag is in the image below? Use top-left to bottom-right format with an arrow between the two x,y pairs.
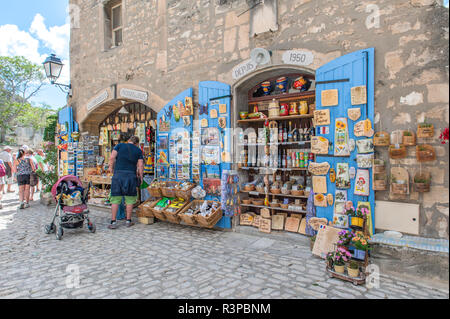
29,159 -> 38,187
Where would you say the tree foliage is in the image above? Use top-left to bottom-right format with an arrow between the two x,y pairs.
36,142 -> 59,193
0,56 -> 52,141
44,114 -> 58,142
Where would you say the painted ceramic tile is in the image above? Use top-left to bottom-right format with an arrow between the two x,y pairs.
336,163 -> 351,189
334,117 -> 350,156
354,169 -> 370,196
356,138 -> 374,154
357,153 -> 374,168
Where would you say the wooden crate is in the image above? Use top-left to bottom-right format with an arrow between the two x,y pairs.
178,201 -> 199,226
137,200 -> 158,218
138,217 -> 154,225
195,202 -> 222,228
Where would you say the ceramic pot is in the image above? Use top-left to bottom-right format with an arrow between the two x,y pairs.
239,112 -> 248,120
351,217 -> 364,227
347,267 -> 360,278
279,103 -> 289,116
261,81 -> 271,95
292,76 -> 311,91
276,77 -> 288,93
299,101 -> 309,115
334,264 -> 345,274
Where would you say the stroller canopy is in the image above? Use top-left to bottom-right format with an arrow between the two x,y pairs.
51,175 -> 84,200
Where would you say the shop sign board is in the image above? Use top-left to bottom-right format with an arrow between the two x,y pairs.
87,90 -> 108,111
119,88 -> 148,102
232,59 -> 257,80
282,50 -> 314,66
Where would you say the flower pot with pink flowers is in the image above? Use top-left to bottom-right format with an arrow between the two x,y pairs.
326,247 -> 352,274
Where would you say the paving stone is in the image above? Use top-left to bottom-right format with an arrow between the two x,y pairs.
0,192 -> 448,300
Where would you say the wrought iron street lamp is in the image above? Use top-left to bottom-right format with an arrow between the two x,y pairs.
43,54 -> 71,94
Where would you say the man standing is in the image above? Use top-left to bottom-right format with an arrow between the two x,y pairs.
108,135 -> 144,229
0,146 -> 15,194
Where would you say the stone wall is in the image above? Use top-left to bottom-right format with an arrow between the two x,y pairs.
69,0 -> 449,238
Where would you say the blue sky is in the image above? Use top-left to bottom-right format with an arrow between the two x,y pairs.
0,0 -> 70,109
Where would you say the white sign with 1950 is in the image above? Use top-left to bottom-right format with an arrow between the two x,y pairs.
282,50 -> 314,66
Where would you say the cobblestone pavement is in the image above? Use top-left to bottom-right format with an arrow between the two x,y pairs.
0,191 -> 448,299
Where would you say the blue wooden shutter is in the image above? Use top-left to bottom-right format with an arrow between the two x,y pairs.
198,81 -> 232,229
315,48 -> 375,234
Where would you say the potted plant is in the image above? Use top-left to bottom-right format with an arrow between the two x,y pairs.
37,142 -> 59,206
326,247 -> 352,274
417,122 -> 434,138
402,130 -> 416,146
337,229 -> 355,247
413,172 -> 431,193
351,231 -> 371,260
347,260 -> 360,278
345,204 -> 365,228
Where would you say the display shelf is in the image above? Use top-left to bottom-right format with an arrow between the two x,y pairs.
247,90 -> 316,104
241,190 -> 308,199
240,203 -> 306,214
237,114 -> 314,124
238,167 -> 308,171
237,141 -> 311,147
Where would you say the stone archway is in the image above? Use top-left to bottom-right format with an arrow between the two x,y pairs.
77,84 -> 167,134
231,64 -> 316,124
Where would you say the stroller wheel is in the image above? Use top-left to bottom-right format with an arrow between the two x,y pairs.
45,224 -> 56,234
56,227 -> 64,240
87,222 -> 96,233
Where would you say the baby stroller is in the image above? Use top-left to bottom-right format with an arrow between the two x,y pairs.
44,175 -> 96,240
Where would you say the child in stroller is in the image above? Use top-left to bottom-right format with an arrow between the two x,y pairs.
45,175 -> 96,240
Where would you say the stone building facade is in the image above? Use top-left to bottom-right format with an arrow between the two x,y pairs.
68,0 -> 449,239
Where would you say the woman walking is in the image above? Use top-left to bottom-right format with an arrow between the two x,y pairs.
14,149 -> 36,209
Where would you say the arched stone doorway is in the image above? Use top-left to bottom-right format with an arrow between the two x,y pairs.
231,64 -> 316,124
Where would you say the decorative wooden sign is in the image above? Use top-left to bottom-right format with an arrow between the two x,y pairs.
210,109 -> 218,119
356,138 -> 374,154
261,208 -> 271,219
321,89 -> 339,107
348,107 -> 361,121
308,162 -> 330,175
351,86 -> 367,105
327,194 -> 334,206
314,193 -> 327,207
252,215 -> 261,228
272,215 -> 285,230
312,225 -> 341,258
219,104 -> 227,114
200,118 -> 208,128
311,136 -> 329,154
313,176 -> 327,194
259,218 -> 272,233
308,217 -> 329,231
314,109 -> 331,126
298,218 -> 307,234
240,213 -> 255,226
355,119 -> 374,137
285,217 -> 301,233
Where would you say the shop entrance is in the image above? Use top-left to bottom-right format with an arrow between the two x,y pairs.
82,102 -> 157,208
232,48 -> 375,237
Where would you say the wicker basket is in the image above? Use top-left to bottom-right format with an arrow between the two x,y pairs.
291,190 -> 304,196
244,184 -> 256,192
242,199 -> 252,205
163,202 -> 187,224
281,188 -> 291,195
150,200 -> 168,221
417,124 -> 434,138
178,202 -> 199,226
161,181 -> 179,198
270,202 -> 280,208
195,201 -> 223,228
416,145 -> 436,162
137,200 -> 158,218
175,184 -> 195,201
148,187 -> 162,198
402,131 -> 416,146
271,188 -> 281,194
256,186 -> 265,193
280,203 -> 289,209
252,199 -> 264,206
374,131 -> 390,146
